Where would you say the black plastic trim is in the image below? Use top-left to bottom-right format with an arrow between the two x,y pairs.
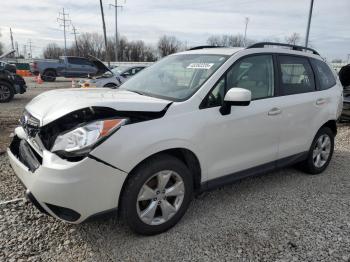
45,203 -> 81,222
26,191 -> 50,215
247,42 -> 320,55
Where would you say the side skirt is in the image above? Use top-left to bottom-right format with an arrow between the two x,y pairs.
200,152 -> 308,192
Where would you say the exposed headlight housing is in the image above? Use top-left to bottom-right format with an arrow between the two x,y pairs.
52,118 -> 128,157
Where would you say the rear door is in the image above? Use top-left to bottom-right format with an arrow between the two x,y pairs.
276,55 -> 326,161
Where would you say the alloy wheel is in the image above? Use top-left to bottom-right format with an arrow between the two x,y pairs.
313,134 -> 331,168
136,170 -> 185,226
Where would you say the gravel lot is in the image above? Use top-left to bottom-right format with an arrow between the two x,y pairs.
0,78 -> 350,261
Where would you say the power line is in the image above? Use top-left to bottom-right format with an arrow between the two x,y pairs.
57,8 -> 71,56
110,0 -> 125,62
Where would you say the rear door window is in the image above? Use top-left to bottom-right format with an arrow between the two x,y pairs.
311,59 -> 336,90
278,55 -> 315,95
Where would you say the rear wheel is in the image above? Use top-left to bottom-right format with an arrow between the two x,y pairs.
42,70 -> 56,82
0,81 -> 14,103
300,127 -> 334,174
120,154 -> 193,235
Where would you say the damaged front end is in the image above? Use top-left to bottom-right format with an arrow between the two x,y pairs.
17,105 -> 170,162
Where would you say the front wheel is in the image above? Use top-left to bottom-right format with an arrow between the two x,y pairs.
300,127 -> 334,175
120,154 -> 193,235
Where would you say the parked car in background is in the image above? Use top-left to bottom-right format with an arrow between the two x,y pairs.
8,43 -> 343,235
30,56 -> 109,82
339,64 -> 350,121
80,65 -> 146,88
0,50 -> 27,103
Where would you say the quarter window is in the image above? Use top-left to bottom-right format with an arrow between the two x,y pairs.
278,55 -> 315,95
311,59 -> 336,90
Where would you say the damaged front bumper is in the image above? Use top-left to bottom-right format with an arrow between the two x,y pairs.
7,126 -> 128,223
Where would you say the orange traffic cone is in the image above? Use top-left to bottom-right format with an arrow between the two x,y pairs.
37,74 -> 43,84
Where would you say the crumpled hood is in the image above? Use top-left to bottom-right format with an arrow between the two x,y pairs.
25,88 -> 171,126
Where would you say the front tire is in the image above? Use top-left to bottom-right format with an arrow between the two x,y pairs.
120,154 -> 193,235
300,127 -> 334,175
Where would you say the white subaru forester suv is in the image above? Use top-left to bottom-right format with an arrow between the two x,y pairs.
8,43 -> 343,235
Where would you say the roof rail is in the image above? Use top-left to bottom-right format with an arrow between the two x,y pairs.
247,42 -> 320,55
188,45 -> 225,51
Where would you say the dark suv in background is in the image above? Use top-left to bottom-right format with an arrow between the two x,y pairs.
0,52 -> 27,103
339,64 -> 350,121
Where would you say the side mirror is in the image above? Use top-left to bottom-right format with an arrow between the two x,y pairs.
220,88 -> 252,115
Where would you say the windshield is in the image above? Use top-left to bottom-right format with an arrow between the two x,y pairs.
112,66 -> 130,74
120,54 -> 228,101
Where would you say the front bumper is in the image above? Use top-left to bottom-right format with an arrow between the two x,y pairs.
7,127 -> 128,223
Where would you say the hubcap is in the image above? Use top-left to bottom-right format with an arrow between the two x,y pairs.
136,170 -> 185,225
313,134 -> 331,168
0,85 -> 10,101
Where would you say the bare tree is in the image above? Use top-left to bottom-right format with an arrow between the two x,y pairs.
285,33 -> 301,45
157,35 -> 182,57
43,43 -> 64,59
207,34 -> 253,47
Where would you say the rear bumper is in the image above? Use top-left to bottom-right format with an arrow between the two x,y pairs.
7,130 -> 128,223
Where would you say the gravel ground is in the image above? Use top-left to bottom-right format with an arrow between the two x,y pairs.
0,79 -> 350,261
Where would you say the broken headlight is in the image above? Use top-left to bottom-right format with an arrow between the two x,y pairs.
51,118 -> 128,157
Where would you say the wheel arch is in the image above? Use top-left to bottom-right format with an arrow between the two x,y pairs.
320,119 -> 337,135
43,68 -> 57,75
118,147 -> 202,209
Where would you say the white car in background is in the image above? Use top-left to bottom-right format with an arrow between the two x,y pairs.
8,42 -> 343,235
81,65 -> 146,88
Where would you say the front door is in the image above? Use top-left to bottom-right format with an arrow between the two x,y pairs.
197,54 -> 281,181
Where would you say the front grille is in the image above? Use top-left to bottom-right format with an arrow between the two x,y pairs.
20,110 -> 40,137
10,136 -> 42,172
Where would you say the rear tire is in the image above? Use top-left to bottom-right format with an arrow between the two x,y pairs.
300,127 -> 334,175
42,70 -> 56,82
120,154 -> 193,235
0,81 -> 15,103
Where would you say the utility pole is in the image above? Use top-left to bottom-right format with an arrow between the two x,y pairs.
110,0 -> 125,62
243,17 -> 249,47
28,40 -> 33,58
57,8 -> 71,57
99,0 -> 110,67
71,25 -> 79,56
10,28 -> 14,51
305,0 -> 314,48
23,45 -> 27,59
15,42 -> 19,58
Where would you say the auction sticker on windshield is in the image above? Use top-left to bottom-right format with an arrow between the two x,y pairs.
187,63 -> 214,69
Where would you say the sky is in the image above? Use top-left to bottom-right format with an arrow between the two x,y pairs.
0,0 -> 349,61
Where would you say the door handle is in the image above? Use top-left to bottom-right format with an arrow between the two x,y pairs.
316,98 -> 326,105
268,107 -> 282,116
